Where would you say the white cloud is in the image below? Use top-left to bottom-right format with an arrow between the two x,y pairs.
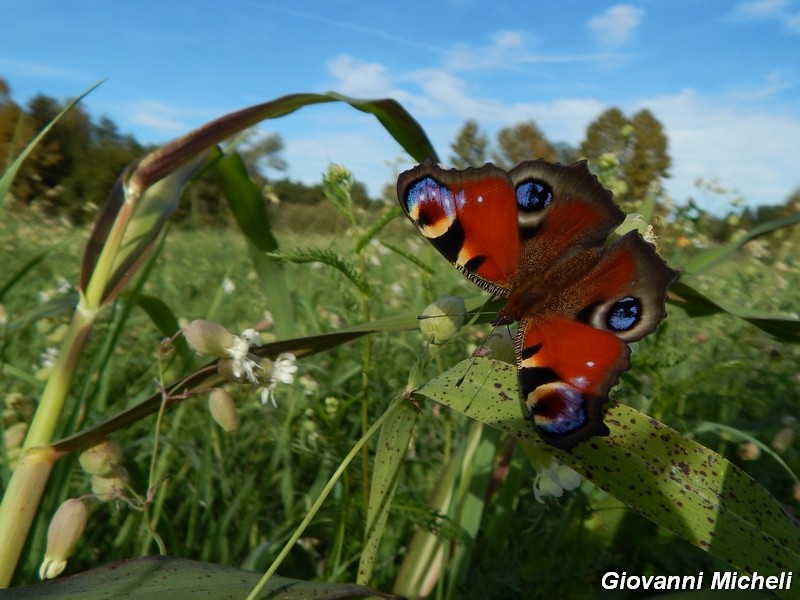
587,5 -> 645,46
0,56 -> 84,80
126,100 -> 189,134
634,88 -> 800,210
445,30 -> 526,70
327,55 -> 397,98
444,30 -> 621,72
731,0 -> 800,31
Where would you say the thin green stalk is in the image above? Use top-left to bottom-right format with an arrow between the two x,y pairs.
245,397 -> 403,600
359,284 -> 372,508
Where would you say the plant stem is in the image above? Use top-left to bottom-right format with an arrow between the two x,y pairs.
244,397 -> 403,600
0,446 -> 57,587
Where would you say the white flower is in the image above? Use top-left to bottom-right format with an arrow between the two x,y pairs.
39,347 -> 59,369
533,458 -> 582,503
224,328 -> 263,383
56,277 -> 72,295
260,353 -> 297,406
222,277 -> 236,294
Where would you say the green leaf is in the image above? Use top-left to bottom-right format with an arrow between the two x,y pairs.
80,91 -> 436,310
213,149 -> 278,254
355,206 -> 403,254
0,238 -> 71,302
413,358 -> 800,596
323,92 -> 438,162
48,311 -> 421,454
213,149 -> 296,338
3,555 -> 399,599
682,211 -> 800,276
80,153 -> 211,307
669,280 -> 800,342
359,399 -> 418,584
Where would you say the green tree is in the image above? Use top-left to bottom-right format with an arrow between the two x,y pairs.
492,120 -> 556,169
240,131 -> 287,178
580,108 -> 630,163
59,116 -> 143,223
450,119 -> 489,168
25,93 -> 92,193
580,107 -> 671,202
624,109 -> 671,201
0,81 -> 56,205
553,141 -> 579,165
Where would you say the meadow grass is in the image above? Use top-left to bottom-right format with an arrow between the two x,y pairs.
2,192 -> 798,598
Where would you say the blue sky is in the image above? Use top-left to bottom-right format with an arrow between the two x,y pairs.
2,0 -> 800,212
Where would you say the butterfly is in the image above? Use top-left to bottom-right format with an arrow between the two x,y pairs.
397,159 -> 678,451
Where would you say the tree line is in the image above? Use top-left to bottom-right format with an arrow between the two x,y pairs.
449,108 -> 670,205
2,77 -> 796,232
1,79 -> 145,223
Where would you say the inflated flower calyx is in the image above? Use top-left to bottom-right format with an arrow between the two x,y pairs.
78,439 -> 123,477
40,499 -> 88,580
419,295 -> 466,345
209,388 -> 240,432
183,320 -> 235,357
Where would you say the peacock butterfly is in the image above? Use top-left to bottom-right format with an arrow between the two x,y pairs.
397,159 -> 678,451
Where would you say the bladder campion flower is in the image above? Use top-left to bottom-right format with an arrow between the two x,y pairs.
208,388 -> 240,431
39,499 -> 88,580
184,320 -> 265,383
530,452 -> 582,503
419,295 -> 466,345
91,467 -> 130,502
78,439 -> 124,477
260,353 -> 297,406
486,327 -> 516,364
183,320 -> 235,357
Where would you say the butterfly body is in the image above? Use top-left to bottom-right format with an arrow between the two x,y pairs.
398,159 -> 677,451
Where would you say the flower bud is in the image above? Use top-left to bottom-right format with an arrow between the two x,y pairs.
419,295 -> 466,344
39,499 -> 88,580
486,327 -> 516,364
183,320 -> 235,357
208,389 -> 240,432
91,467 -> 130,502
772,427 -> 795,454
79,439 -> 123,477
737,442 -> 761,461
3,422 -> 27,451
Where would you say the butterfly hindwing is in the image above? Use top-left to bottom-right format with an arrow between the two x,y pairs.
517,316 -> 628,450
566,231 -> 678,343
517,232 -> 677,449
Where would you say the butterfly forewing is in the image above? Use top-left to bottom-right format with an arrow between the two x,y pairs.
397,160 -> 522,295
